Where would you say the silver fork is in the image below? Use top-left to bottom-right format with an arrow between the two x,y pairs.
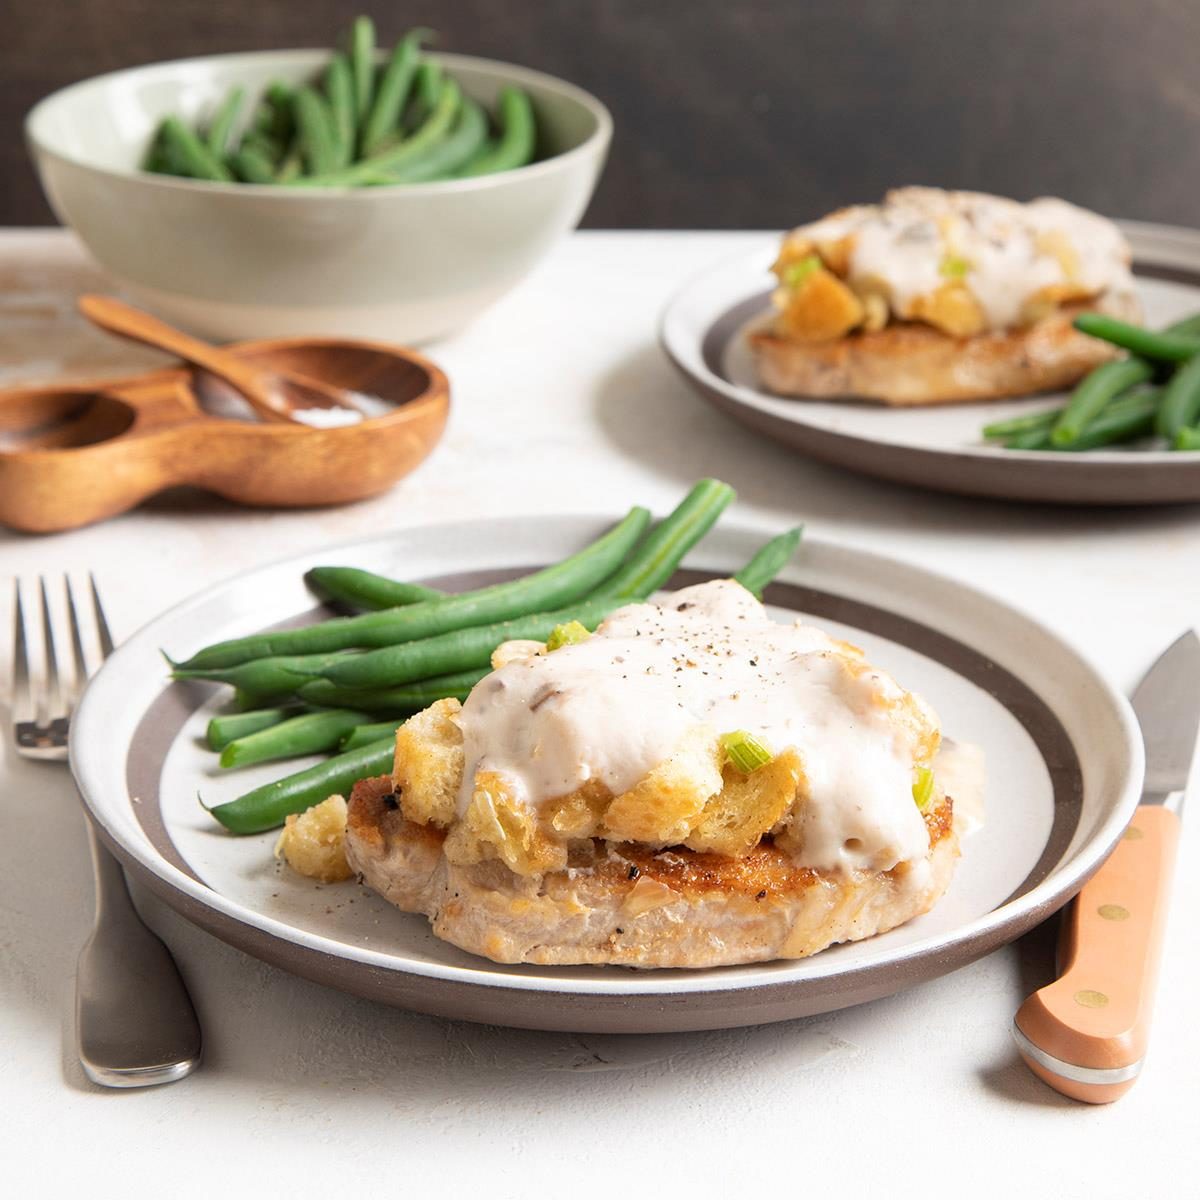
12,575 -> 202,1087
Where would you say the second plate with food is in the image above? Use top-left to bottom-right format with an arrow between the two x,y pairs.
70,515 -> 1142,1033
662,220 -> 1200,505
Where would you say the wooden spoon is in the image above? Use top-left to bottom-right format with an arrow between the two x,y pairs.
77,295 -> 365,426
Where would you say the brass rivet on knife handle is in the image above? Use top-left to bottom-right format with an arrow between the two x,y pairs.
1014,804 -> 1180,1104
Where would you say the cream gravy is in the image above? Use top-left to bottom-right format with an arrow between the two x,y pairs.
798,187 -> 1134,330
457,580 -> 936,874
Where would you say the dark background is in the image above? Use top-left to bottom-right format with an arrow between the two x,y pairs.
5,0 -> 1199,228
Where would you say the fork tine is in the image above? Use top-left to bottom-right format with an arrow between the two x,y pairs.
89,573 -> 115,660
65,576 -> 91,700
39,576 -> 66,721
12,580 -> 36,725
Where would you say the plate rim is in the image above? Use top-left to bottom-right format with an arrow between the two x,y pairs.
659,220 -> 1200,503
69,516 -> 1144,1012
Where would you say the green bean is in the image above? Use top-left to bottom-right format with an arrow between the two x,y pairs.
340,719 -> 405,752
406,60 -> 443,128
198,598 -> 619,697
318,594 -> 622,689
1156,355 -> 1200,439
1011,390 -> 1161,451
1006,428 -> 1054,451
1174,427 -> 1200,451
599,479 -> 735,598
297,668 -> 491,710
293,87 -> 342,176
1050,358 -> 1154,446
295,80 -> 461,187
142,120 -> 176,173
388,96 -> 488,183
305,568 -> 443,611
207,707 -> 296,752
1059,390 -> 1161,450
231,144 -> 277,184
1163,313 -> 1200,338
248,102 -> 275,139
395,61 -> 443,139
361,30 -> 426,156
458,87 -> 535,176
466,137 -> 497,164
349,15 -> 376,134
981,407 -> 1061,440
206,86 -> 245,158
274,142 -> 303,183
219,708 -> 368,770
207,736 -> 395,835
241,130 -> 283,163
733,527 -> 804,598
248,103 -> 278,142
159,117 -> 233,182
1073,314 -> 1200,363
340,168 -> 407,187
324,54 -> 356,167
175,505 -> 650,669
174,651 -> 359,699
260,82 -> 295,140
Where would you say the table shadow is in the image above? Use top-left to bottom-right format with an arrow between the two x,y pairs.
972,916 -> 1087,1109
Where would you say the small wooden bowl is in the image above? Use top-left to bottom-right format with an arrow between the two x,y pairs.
0,337 -> 449,533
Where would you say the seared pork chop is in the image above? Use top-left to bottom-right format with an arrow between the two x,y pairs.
345,775 -> 959,968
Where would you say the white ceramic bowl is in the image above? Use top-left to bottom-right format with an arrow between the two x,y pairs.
27,50 -> 611,342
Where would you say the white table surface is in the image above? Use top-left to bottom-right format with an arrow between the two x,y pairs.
2,229 -> 1198,1198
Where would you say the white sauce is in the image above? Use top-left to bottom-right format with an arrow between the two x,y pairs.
934,739 -> 986,837
457,580 -> 935,874
796,187 -> 1135,330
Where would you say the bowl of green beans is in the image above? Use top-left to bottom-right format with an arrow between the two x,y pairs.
25,18 -> 611,343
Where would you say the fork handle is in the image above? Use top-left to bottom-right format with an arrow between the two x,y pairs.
76,822 -> 203,1087
90,819 -> 138,918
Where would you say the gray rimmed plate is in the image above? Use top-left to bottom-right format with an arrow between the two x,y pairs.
70,517 -> 1143,1033
661,220 -> 1200,505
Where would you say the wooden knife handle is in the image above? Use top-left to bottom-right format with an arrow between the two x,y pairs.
1014,804 -> 1180,1103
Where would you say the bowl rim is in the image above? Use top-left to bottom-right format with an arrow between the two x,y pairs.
25,47 -> 613,198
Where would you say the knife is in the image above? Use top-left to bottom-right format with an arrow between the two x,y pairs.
1013,630 -> 1198,1103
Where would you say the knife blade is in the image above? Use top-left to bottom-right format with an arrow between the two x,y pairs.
1133,629 -> 1200,801
1012,631 -> 1197,1103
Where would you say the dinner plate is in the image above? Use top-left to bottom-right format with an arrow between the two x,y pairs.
661,220 -> 1200,505
70,516 -> 1143,1033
